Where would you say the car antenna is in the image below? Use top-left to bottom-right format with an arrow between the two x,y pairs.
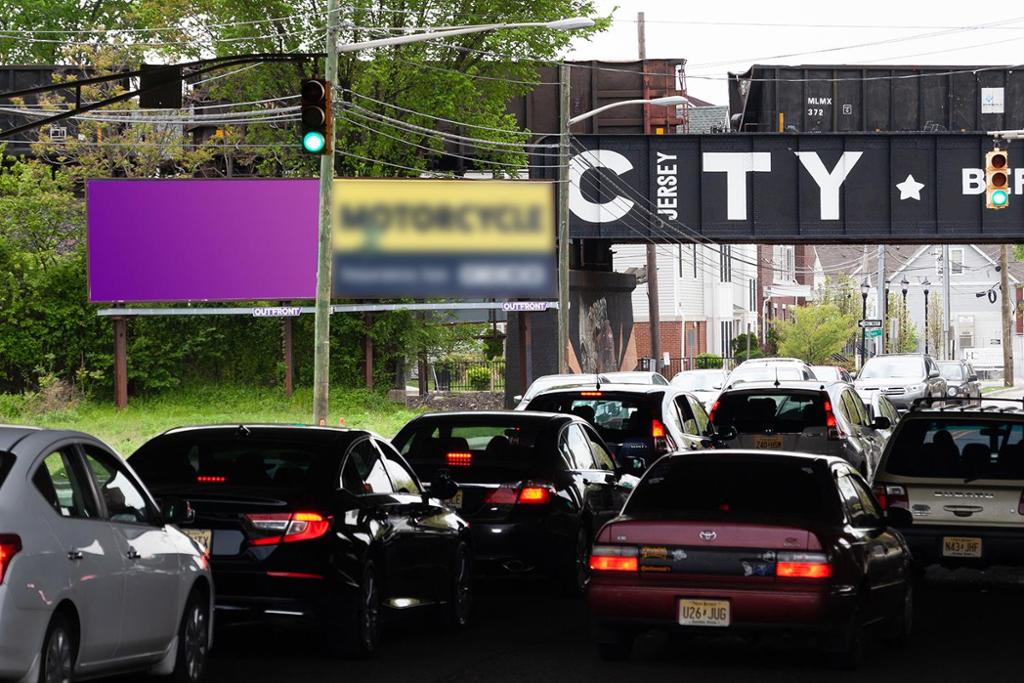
773,367 -> 781,388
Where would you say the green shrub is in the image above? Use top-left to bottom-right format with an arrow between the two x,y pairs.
694,353 -> 724,369
467,366 -> 492,391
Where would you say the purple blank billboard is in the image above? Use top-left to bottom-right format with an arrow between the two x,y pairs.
87,179 -> 318,302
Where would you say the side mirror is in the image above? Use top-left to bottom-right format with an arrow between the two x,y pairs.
513,395 -> 523,404
872,416 -> 892,430
160,496 -> 194,525
617,455 -> 646,476
969,375 -> 979,382
428,471 -> 459,502
885,506 -> 913,529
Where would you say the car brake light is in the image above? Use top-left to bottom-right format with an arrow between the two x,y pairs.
652,420 -> 666,438
446,452 -> 472,467
776,552 -> 831,579
0,535 -> 21,585
246,512 -> 330,546
709,400 -> 720,423
873,484 -> 909,511
579,391 -> 603,397
196,475 -> 226,483
823,400 -> 845,440
483,483 -> 554,506
590,544 -> 639,572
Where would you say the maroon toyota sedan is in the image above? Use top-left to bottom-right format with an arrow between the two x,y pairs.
587,451 -> 914,668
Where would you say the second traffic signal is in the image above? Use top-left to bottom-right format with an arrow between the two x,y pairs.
300,78 -> 331,155
985,147 -> 1010,209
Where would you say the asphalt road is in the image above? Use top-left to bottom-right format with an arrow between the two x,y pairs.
201,570 -> 1024,683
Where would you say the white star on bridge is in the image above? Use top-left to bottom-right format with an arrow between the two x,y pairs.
896,174 -> 925,201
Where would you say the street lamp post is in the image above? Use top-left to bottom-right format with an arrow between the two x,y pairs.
556,94 -> 689,372
922,277 -> 932,356
310,14 -> 595,424
900,276 -> 909,308
860,280 -> 870,367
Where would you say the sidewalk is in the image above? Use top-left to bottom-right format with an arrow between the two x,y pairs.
983,384 -> 1024,400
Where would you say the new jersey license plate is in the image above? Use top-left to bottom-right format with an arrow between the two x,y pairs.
678,599 -> 730,627
754,435 -> 784,449
942,536 -> 982,558
183,528 -> 212,551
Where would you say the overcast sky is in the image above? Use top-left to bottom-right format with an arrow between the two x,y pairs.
568,1 -> 1024,104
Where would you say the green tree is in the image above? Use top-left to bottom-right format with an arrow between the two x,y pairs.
731,332 -> 762,363
926,290 -> 944,356
777,303 -> 856,365
886,293 -> 919,353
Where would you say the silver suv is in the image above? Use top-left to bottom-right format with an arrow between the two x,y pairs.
0,427 -> 213,683
710,380 -> 890,479
854,354 -> 947,411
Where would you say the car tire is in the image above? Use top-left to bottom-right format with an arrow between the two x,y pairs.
594,630 -> 633,662
823,607 -> 864,671
883,583 -> 913,647
38,612 -> 76,683
335,562 -> 382,659
562,524 -> 591,597
170,590 -> 210,683
446,542 -> 473,629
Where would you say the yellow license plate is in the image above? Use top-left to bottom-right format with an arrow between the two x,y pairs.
183,529 -> 212,551
447,490 -> 464,509
754,436 -> 784,449
942,536 -> 982,558
678,599 -> 731,627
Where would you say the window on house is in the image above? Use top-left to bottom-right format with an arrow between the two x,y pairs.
693,245 -> 698,278
720,246 -> 732,282
950,248 -> 964,275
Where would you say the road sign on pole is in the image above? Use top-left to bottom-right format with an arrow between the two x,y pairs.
858,319 -> 883,328
866,328 -> 883,338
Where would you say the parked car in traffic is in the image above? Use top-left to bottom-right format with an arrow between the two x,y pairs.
871,398 -> 1024,572
524,383 -> 721,468
670,369 -> 729,410
602,371 -> 669,385
857,390 -> 903,442
130,425 -> 472,659
725,358 -> 817,387
854,354 -> 947,411
392,412 -> 642,594
587,450 -> 913,667
513,373 -> 608,410
710,380 -> 889,479
812,365 -> 854,383
938,360 -> 982,405
0,426 -> 213,683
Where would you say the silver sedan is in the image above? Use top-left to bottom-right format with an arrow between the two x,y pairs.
0,426 -> 212,683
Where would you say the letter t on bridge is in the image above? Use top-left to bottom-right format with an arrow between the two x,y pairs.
702,153 -> 772,220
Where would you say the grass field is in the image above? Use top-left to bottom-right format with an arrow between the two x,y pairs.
1,386 -> 422,456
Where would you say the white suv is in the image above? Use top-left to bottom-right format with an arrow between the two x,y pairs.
0,426 -> 213,683
872,399 -> 1024,570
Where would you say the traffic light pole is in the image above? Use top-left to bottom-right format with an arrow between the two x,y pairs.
312,0 -> 340,425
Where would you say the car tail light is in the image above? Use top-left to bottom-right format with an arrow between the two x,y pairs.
776,552 -> 831,579
873,484 -> 909,511
651,419 -> 675,454
483,482 -> 554,506
823,400 -> 845,441
652,420 -> 666,438
446,452 -> 472,467
245,512 -> 330,546
0,535 -> 21,585
709,400 -> 720,423
589,545 -> 638,572
196,475 -> 226,483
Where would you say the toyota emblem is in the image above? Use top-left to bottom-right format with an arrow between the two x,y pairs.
698,530 -> 718,542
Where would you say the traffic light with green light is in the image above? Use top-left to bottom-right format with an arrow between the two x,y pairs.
300,78 -> 331,155
986,148 -> 1009,209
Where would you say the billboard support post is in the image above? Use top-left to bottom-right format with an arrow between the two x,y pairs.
364,312 -> 374,391
282,314 -> 294,398
113,316 -> 128,409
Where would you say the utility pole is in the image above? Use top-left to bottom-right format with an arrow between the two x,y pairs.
1001,245 -> 1015,387
638,11 -> 662,370
877,245 -> 886,356
943,244 -> 952,360
312,0 -> 340,425
557,64 -> 571,373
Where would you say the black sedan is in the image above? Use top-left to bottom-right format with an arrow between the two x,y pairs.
392,411 -> 643,594
130,425 -> 472,659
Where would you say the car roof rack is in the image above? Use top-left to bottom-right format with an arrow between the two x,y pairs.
908,396 -> 1024,412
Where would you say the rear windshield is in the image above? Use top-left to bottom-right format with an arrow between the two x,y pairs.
625,458 -> 831,521
859,357 -> 924,380
713,391 -> 827,434
130,435 -> 328,489
728,365 -> 806,385
885,419 -> 1024,480
394,420 -> 548,484
939,363 -> 965,381
525,392 -> 659,444
674,372 -> 725,392
0,452 -> 12,489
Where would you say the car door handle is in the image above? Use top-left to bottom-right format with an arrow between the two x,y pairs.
67,550 -> 83,561
126,548 -> 141,561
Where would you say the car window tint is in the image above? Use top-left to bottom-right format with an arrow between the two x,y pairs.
526,392 -> 659,444
688,397 -> 711,435
375,441 -> 421,495
565,425 -> 596,470
835,474 -> 873,527
836,391 -> 858,425
712,392 -> 827,434
844,391 -> 869,426
884,419 -> 1024,480
674,396 -> 699,435
847,474 -> 883,525
34,449 -> 94,519
882,398 -> 900,424
342,439 -> 393,494
82,447 -> 154,525
581,425 -> 616,471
